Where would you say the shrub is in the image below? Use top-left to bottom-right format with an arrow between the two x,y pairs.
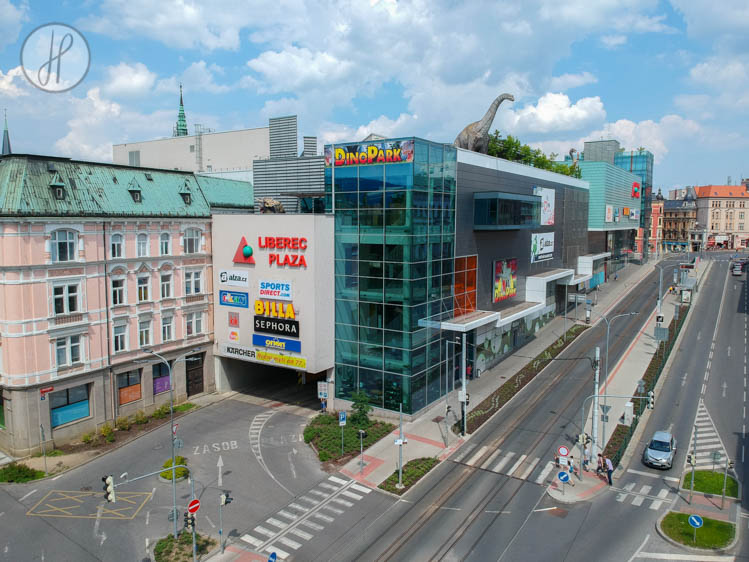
115,416 -> 131,432
99,423 -> 114,440
0,462 -> 45,483
174,403 -> 195,413
151,405 -> 170,420
134,411 -> 148,425
160,456 -> 188,480
350,390 -> 372,426
81,432 -> 94,444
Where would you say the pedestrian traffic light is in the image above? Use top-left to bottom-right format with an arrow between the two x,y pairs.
220,492 -> 233,506
729,460 -> 735,470
647,390 -> 655,409
687,454 -> 693,466
102,475 -> 115,503
578,433 -> 585,445
446,404 -> 452,415
466,393 -> 470,406
183,511 -> 189,529
185,512 -> 195,532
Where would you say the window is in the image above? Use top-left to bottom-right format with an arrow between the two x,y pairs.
117,370 -> 141,404
181,192 -> 192,205
49,385 -> 89,427
184,228 -> 200,254
161,316 -> 173,342
137,233 -> 148,257
53,284 -> 79,315
186,312 -> 203,336
189,145 -> 195,153
740,223 -> 745,231
185,270 -> 202,295
740,212 -> 745,220
51,230 -> 76,262
160,273 -> 172,299
55,335 -> 81,367
128,150 -> 140,167
111,234 -> 123,258
113,324 -> 127,352
137,275 -> 150,302
130,190 -> 142,203
138,319 -> 151,347
160,233 -> 170,255
152,362 -> 172,395
112,279 -> 125,306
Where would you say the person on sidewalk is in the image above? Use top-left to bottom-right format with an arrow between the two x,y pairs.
583,446 -> 591,472
596,453 -> 604,476
605,456 -> 614,485
567,456 -> 576,486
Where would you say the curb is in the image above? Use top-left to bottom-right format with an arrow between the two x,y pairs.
546,475 -> 610,504
655,509 -> 740,554
616,260 -> 713,471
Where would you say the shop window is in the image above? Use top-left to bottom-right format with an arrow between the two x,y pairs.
51,229 -> 77,262
117,370 -> 142,405
49,385 -> 89,427
152,362 -> 172,395
53,284 -> 79,315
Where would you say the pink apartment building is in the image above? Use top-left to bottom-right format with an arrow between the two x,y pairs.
0,153 -> 251,457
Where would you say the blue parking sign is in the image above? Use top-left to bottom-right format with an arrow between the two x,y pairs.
339,411 -> 346,426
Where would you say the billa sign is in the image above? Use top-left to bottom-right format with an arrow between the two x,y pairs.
325,139 -> 414,167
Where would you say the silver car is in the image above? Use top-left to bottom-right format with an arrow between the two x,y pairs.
642,430 -> 676,469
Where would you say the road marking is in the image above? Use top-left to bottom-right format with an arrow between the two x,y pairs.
331,497 -> 353,508
51,474 -> 63,481
299,496 -> 320,505
19,490 -> 37,502
535,461 -> 555,484
350,484 -> 371,494
438,506 -> 462,511
493,452 -> 516,473
322,504 -> 344,515
452,443 -> 476,463
318,482 -> 339,492
278,536 -> 301,550
204,515 -> 216,528
702,383 -> 706,394
466,445 -> 489,466
309,489 -> 328,498
328,476 -> 348,485
299,519 -> 323,531
254,526 -> 275,538
517,457 -> 540,480
480,448 -> 503,470
626,469 -> 679,482
241,534 -> 263,547
649,489 -> 670,510
313,512 -> 334,523
635,554 -> 735,560
288,503 -> 310,512
506,454 -> 527,477
682,373 -> 688,386
616,482 -> 636,502
341,490 -> 363,501
533,507 -> 557,512
145,510 -> 150,526
288,527 -> 313,541
627,534 -> 649,562
704,372 -> 710,381
278,510 -> 298,521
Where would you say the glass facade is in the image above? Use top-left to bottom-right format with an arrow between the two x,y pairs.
325,138 -> 457,414
614,150 -> 654,258
473,192 -> 541,230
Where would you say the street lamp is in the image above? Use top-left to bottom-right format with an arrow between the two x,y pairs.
137,347 -> 202,538
653,263 -> 668,314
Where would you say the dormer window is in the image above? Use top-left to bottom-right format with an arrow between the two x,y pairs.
50,172 -> 65,200
130,190 -> 142,203
53,186 -> 65,200
181,192 -> 191,205
145,172 -> 153,181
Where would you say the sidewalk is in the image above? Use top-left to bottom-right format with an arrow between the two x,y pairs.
340,258 -> 663,489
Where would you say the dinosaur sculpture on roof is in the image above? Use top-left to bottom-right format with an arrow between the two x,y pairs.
454,93 -> 514,154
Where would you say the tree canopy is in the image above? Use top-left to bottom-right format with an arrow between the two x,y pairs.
486,130 -> 581,179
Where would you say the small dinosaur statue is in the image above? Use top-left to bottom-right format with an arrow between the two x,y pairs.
454,93 -> 514,154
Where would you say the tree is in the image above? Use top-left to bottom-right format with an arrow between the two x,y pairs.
486,130 -> 581,178
350,390 -> 372,426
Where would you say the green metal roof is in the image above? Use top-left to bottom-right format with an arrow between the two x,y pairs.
0,154 -> 219,217
194,175 -> 254,209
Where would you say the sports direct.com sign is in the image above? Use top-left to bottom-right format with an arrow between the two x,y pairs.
258,280 -> 292,301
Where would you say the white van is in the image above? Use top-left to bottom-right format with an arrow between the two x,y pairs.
732,263 -> 743,276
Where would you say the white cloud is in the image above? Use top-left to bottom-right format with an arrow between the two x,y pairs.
500,93 -> 606,135
549,72 -> 598,91
601,34 -> 627,48
0,66 -> 28,97
690,57 -> 749,88
0,0 -> 28,51
670,0 -> 749,39
156,61 -> 232,96
102,62 -> 157,97
319,113 -> 419,145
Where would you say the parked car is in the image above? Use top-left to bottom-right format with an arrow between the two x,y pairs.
732,264 -> 743,276
642,430 -> 677,469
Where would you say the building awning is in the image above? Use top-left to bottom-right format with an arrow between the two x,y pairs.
495,302 -> 545,329
434,310 -> 500,333
564,273 -> 592,286
525,268 -> 574,303
527,268 -> 575,282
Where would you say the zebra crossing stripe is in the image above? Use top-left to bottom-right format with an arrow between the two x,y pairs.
241,534 -> 263,547
329,476 -> 348,485
289,503 -> 310,512
313,513 -> 334,523
289,528 -> 314,541
331,497 -> 354,508
309,489 -> 328,498
507,454 -> 527,477
266,518 -> 288,529
466,445 -> 489,466
350,484 -> 372,494
254,526 -> 275,537
480,448 -> 503,470
453,444 -> 475,463
650,488 -> 669,510
322,504 -> 344,515
517,457 -> 540,480
299,520 -> 324,531
493,452 -> 516,473
616,482 -> 636,502
277,510 -> 298,521
631,485 -> 651,507
535,461 -> 555,484
278,536 -> 302,550
319,482 -> 339,492
341,490 -> 362,501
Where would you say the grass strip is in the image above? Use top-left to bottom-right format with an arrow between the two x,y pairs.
379,457 -> 440,495
681,469 -> 738,498
661,512 -> 734,549
303,414 -> 395,462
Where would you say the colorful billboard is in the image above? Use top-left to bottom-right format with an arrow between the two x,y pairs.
493,259 -> 517,303
534,186 -> 555,226
605,205 -> 613,222
531,232 -> 554,263
325,139 -> 414,167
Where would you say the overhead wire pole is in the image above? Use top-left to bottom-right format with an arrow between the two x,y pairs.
603,312 -> 639,453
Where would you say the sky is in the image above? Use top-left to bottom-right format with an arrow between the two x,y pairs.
0,0 -> 747,191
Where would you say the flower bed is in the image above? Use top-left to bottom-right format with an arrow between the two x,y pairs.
303,413 -> 395,463
379,457 -> 440,495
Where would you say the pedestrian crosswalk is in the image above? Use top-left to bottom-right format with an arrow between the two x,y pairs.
454,443 -> 557,485
685,400 -> 729,470
615,482 -> 672,510
240,475 -> 370,560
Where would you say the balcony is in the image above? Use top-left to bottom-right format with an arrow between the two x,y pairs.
185,294 -> 205,304
50,312 -> 85,326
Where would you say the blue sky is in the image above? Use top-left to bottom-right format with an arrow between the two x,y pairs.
1,0 -> 747,190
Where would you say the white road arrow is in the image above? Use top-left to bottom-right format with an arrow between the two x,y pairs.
217,455 -> 224,488
728,346 -> 732,357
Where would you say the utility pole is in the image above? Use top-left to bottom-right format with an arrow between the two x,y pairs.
190,477 -> 197,562
721,458 -> 732,510
397,403 -> 404,489
592,347 -> 600,455
461,332 -> 467,436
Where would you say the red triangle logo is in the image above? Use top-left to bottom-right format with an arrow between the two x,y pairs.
233,236 -> 255,264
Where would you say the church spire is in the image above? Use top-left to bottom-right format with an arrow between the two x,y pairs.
173,84 -> 188,137
1,109 -> 11,156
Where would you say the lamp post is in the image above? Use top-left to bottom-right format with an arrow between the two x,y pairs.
601,312 -> 638,448
653,263 -> 667,314
138,347 -> 202,538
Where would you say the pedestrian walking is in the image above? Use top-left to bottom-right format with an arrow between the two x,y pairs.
596,453 -> 604,476
605,456 -> 614,485
583,446 -> 591,472
568,455 -> 576,486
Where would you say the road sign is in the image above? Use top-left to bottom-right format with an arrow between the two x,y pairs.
557,445 -> 569,457
40,386 -> 54,400
559,456 -> 568,466
394,439 -> 404,446
317,381 -> 328,399
712,451 -> 722,462
601,415 -> 609,423
688,514 -> 703,528
339,411 -> 346,426
172,423 -> 179,436
600,404 -> 611,414
187,499 -> 201,514
268,553 -> 278,562
654,326 -> 669,342
174,438 -> 184,449
558,471 -> 570,483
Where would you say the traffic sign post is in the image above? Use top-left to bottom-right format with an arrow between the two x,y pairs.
268,553 -> 278,562
339,411 -> 346,456
688,514 -> 703,544
317,381 -> 328,399
188,499 -> 200,513
558,471 -> 570,495
557,445 -> 569,457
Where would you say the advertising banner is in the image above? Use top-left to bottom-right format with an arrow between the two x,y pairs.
219,290 -> 249,308
254,350 -> 307,371
254,316 -> 300,337
153,376 -> 171,395
258,280 -> 293,301
252,334 -> 302,353
219,269 -> 249,287
531,232 -> 554,263
220,343 -> 256,361
325,139 -> 414,167
623,207 -> 630,216
605,205 -> 613,223
534,186 -> 555,226
492,258 -> 517,303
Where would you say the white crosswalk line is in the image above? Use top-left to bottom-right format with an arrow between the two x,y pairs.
264,546 -> 289,560
341,490 -> 362,500
289,503 -> 310,513
289,527 -> 314,541
329,476 -> 348,485
506,454 -> 527,477
517,457 -> 540,480
350,484 -> 372,494
480,448 -> 502,470
299,520 -> 324,531
649,488 -> 670,510
616,482 -> 636,502
313,512 -> 334,523
277,510 -> 298,521
254,526 -> 275,538
241,534 -> 263,547
631,485 -> 652,507
331,497 -> 354,508
492,452 -> 516,473
309,489 -> 328,498
319,482 -> 339,492
453,444 -> 476,463
466,445 -> 489,466
322,504 -> 344,515
266,518 -> 288,529
535,461 -> 555,484
278,536 -> 302,550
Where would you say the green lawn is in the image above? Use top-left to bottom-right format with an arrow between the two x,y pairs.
379,457 -> 440,495
661,512 -> 734,549
682,470 -> 738,498
303,413 -> 395,462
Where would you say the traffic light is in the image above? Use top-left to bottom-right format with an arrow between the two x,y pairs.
185,512 -> 195,532
585,434 -> 592,446
687,454 -> 694,466
446,404 -> 452,415
220,492 -> 233,506
466,393 -> 470,406
183,511 -> 189,529
729,460 -> 735,470
102,475 -> 115,503
647,391 -> 655,409
578,433 -> 585,445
